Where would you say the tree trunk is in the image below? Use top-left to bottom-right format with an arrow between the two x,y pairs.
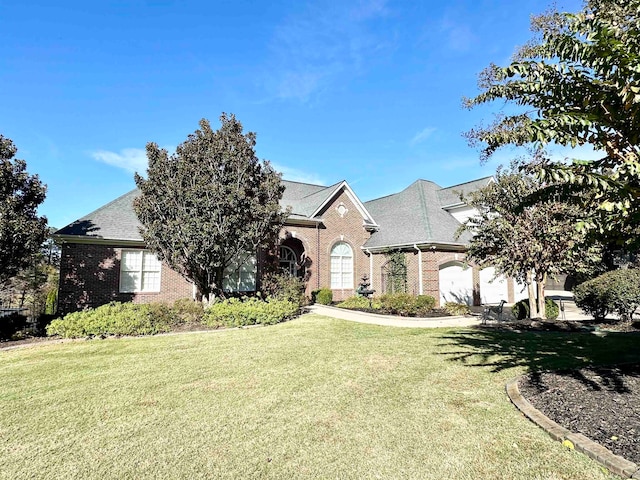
536,273 -> 547,320
526,270 -> 536,319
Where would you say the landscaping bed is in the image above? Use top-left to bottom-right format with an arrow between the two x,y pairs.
519,363 -> 640,465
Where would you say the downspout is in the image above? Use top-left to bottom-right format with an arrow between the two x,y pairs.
414,244 -> 423,295
365,249 -> 373,291
316,222 -> 320,289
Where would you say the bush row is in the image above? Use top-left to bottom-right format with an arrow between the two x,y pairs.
46,297 -> 300,339
336,293 -> 443,317
574,268 -> 640,321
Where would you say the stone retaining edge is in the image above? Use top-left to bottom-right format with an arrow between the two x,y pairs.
506,377 -> 640,478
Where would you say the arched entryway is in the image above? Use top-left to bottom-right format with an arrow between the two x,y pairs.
279,237 -> 307,279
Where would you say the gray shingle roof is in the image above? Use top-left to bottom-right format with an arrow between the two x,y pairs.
55,189 -> 144,241
363,178 -> 491,249
437,176 -> 493,207
55,180 -> 341,240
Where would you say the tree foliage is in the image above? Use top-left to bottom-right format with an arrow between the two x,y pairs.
465,0 -> 640,246
459,168 -> 601,319
134,114 -> 287,301
0,135 -> 48,287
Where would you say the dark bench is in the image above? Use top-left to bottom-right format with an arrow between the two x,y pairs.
482,300 -> 507,324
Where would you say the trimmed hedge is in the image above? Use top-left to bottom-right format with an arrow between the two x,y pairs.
203,297 -> 299,328
46,302 -> 179,338
511,298 -> 559,320
379,293 -> 436,316
336,296 -> 382,310
47,297 -> 300,339
336,293 -> 437,317
574,268 -> 640,321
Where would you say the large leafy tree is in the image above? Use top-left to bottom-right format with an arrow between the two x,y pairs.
134,114 -> 287,302
0,135 -> 48,288
460,168 -> 602,319
465,0 -> 640,247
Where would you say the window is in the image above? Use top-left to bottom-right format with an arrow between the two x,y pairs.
279,246 -> 297,276
330,242 -> 353,289
223,253 -> 257,292
120,250 -> 161,293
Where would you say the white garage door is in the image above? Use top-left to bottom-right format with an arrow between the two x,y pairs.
479,267 -> 509,304
439,262 -> 473,305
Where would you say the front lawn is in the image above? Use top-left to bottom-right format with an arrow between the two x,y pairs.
2,315 -> 637,479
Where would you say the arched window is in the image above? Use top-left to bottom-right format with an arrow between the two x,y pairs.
330,242 -> 353,289
279,245 -> 297,276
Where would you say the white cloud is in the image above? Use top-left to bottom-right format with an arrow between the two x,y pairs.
92,148 -> 148,174
272,163 -> 326,185
410,127 -> 436,145
264,0 -> 392,102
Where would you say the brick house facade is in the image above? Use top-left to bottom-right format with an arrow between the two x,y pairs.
55,176 -> 526,314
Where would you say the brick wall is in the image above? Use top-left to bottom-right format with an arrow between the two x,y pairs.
58,243 -> 192,314
278,189 -> 374,301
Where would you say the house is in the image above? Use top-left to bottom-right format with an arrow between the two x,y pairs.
54,176 -> 529,314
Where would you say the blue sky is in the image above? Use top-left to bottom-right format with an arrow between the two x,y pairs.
1,0 -> 588,229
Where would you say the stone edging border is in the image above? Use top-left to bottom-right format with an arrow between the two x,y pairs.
506,376 -> 640,479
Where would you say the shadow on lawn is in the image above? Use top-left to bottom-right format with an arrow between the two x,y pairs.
439,327 -> 640,376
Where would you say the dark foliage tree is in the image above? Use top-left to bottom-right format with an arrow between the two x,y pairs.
134,114 -> 287,301
0,135 -> 48,288
459,167 -> 602,319
465,0 -> 640,247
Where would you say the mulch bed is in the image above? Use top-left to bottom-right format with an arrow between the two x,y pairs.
484,318 -> 640,333
519,363 -> 640,465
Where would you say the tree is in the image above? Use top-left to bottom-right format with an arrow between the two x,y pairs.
134,114 -> 287,302
459,167 -> 602,319
0,135 -> 48,288
465,0 -> 640,247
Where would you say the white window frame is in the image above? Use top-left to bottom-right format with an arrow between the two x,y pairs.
119,250 -> 162,293
330,242 -> 354,289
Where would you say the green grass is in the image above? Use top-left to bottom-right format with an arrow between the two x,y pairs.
2,315 -> 638,479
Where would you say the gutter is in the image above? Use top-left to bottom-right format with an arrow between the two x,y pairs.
362,241 -> 467,254
53,234 -> 146,247
365,249 -> 373,290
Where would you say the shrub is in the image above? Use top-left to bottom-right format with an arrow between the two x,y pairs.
336,295 -> 382,310
260,272 -> 306,306
377,293 -> 436,316
415,295 -> 436,315
315,288 -> 333,305
203,297 -> 299,328
511,298 -> 559,320
443,302 -> 470,316
46,302 -> 182,338
574,269 -> 640,321
172,298 -> 205,323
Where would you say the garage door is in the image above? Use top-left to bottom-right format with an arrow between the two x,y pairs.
479,267 -> 508,304
439,262 -> 473,305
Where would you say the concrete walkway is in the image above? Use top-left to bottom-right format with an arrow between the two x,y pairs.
307,295 -> 594,328
306,304 -> 482,328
